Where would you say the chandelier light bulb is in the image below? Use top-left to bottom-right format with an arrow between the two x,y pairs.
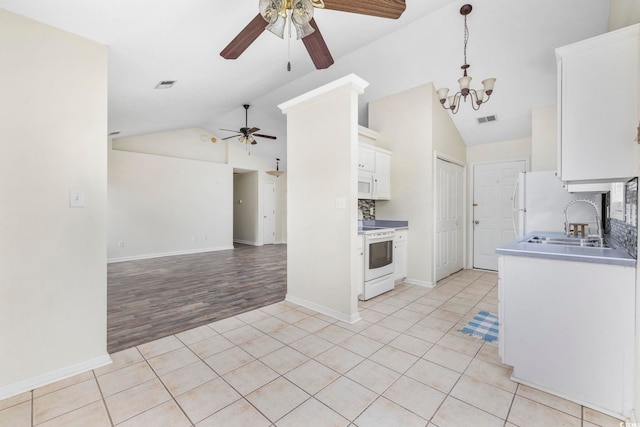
482,78 -> 496,95
437,87 -> 450,101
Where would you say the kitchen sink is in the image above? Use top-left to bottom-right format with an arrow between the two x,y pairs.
526,235 -> 610,249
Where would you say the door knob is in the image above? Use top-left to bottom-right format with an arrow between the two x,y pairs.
474,220 -> 480,225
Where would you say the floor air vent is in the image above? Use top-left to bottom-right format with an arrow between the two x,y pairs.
477,114 -> 498,124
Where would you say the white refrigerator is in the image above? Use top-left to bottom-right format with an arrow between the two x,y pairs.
513,171 -> 602,237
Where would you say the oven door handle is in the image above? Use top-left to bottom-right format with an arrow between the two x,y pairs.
366,238 -> 395,244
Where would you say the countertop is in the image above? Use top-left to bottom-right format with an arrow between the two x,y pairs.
358,220 -> 408,234
496,231 -> 636,267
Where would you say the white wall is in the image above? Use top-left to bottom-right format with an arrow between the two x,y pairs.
112,128 -> 226,163
233,172 -> 259,245
371,83 -> 466,286
108,147 -> 233,261
610,0 -> 640,30
109,128 -> 287,257
466,138 -> 532,165
280,75 -> 365,322
0,9 -> 109,396
531,104 -> 557,172
275,172 -> 287,244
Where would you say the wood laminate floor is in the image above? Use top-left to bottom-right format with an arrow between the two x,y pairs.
107,244 -> 286,353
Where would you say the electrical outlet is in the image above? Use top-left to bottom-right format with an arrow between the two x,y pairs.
191,236 -> 197,242
117,241 -> 125,248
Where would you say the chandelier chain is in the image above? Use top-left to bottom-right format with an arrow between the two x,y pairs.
463,14 -> 469,68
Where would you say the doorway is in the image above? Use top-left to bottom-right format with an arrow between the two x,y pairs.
263,181 -> 276,245
435,158 -> 464,281
233,170 -> 259,245
472,160 -> 526,270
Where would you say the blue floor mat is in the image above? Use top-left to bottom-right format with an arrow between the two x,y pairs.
459,311 -> 499,342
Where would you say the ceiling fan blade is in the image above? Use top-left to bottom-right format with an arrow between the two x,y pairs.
247,127 -> 261,134
302,19 -> 334,69
220,14 -> 268,59
321,0 -> 406,19
222,134 -> 242,140
254,133 -> 277,140
220,128 -> 242,133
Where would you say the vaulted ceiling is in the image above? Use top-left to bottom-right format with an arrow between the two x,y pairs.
0,0 -> 610,169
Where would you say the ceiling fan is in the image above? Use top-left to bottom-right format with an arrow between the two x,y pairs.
220,0 -> 407,70
220,104 -> 277,146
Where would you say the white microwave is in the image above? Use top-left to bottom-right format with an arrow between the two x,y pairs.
358,172 -> 373,199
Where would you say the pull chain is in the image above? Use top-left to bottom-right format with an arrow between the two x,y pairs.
287,9 -> 292,71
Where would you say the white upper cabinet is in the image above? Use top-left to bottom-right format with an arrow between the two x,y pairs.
358,146 -> 375,172
373,150 -> 391,200
556,24 -> 639,183
358,126 -> 392,200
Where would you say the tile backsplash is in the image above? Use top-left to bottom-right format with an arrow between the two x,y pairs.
358,199 -> 375,220
606,178 -> 637,259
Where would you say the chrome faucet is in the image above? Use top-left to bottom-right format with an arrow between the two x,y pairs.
563,199 -> 602,240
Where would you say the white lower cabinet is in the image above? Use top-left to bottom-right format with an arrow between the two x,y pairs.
356,235 -> 364,298
499,255 -> 635,419
394,230 -> 408,283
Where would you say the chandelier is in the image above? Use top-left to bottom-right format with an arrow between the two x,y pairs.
437,4 -> 496,114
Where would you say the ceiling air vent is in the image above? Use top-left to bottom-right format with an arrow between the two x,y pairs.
477,114 -> 498,124
155,80 -> 176,89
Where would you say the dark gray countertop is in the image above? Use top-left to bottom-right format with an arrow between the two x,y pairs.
496,231 -> 636,267
358,220 -> 408,234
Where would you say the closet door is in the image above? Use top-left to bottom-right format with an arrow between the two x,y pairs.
435,158 -> 464,282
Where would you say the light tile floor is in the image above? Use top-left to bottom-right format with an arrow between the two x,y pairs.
0,270 -> 627,426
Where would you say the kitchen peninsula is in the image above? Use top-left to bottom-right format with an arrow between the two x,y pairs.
497,232 -> 636,419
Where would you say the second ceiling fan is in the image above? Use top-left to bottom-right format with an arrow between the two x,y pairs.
220,104 -> 277,146
220,0 -> 407,70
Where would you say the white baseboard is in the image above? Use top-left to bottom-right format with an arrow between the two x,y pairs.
107,245 -> 235,263
510,374 -> 630,421
0,354 -> 112,401
285,294 -> 361,324
404,277 -> 435,288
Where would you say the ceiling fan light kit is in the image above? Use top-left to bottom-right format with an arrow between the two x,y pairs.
260,0 -> 316,40
220,0 -> 407,70
437,4 -> 496,114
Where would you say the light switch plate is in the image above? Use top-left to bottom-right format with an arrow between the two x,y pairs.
69,190 -> 85,207
335,197 -> 346,209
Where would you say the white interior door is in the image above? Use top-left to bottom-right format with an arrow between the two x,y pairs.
472,160 -> 526,270
263,181 -> 276,245
436,158 -> 464,281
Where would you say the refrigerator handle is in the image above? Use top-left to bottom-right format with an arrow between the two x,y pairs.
512,174 -> 524,238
